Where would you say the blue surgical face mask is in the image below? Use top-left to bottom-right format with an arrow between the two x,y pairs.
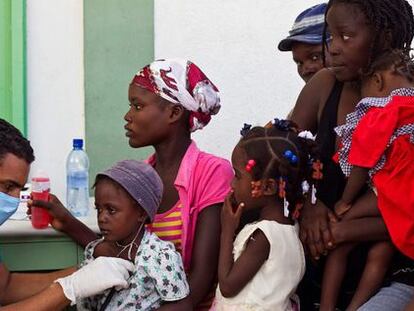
0,192 -> 20,225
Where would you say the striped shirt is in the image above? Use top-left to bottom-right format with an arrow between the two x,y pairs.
148,202 -> 183,253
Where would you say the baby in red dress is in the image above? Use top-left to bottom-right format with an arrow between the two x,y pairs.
320,49 -> 414,311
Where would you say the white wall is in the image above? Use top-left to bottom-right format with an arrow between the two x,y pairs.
27,0 -> 84,199
155,0 -> 325,159
26,0 -> 414,197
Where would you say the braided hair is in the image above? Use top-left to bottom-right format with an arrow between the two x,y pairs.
238,120 -> 320,217
362,49 -> 414,83
0,119 -> 34,165
322,0 -> 414,67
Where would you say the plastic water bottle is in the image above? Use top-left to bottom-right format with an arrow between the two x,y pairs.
66,139 -> 90,216
31,170 -> 51,229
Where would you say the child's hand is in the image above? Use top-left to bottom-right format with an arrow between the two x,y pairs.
221,191 -> 244,236
28,194 -> 75,232
334,199 -> 352,218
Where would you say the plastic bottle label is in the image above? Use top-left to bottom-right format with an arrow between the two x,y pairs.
67,171 -> 88,188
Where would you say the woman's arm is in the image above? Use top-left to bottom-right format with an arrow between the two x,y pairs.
291,69 -> 340,259
290,68 -> 336,132
332,217 -> 389,244
155,204 -> 223,311
186,204 -> 221,306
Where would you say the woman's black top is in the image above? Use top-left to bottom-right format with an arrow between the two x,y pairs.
315,79 -> 347,209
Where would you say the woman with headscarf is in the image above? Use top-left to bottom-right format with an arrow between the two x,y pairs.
34,59 -> 233,310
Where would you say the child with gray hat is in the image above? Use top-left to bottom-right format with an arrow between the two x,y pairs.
77,160 -> 190,311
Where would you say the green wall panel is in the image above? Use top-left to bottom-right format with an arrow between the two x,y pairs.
0,0 -> 26,135
0,237 -> 81,271
84,0 -> 154,185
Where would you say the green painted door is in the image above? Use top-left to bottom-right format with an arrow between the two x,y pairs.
84,0 -> 154,185
0,0 -> 26,135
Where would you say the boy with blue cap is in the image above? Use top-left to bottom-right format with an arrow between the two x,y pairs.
278,3 -> 328,83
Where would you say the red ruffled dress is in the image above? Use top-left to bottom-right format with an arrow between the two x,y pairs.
335,88 -> 414,259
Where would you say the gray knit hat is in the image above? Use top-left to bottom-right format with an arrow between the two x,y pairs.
97,160 -> 163,222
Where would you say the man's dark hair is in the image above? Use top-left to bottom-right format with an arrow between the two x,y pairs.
0,119 -> 35,164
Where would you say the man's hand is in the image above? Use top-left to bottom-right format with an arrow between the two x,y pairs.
55,257 -> 134,304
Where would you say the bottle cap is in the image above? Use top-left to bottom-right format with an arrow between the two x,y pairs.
73,138 -> 83,149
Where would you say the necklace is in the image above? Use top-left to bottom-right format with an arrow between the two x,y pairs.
115,221 -> 145,260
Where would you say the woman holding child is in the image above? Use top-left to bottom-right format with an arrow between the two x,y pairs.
290,0 -> 414,310
34,59 -> 233,310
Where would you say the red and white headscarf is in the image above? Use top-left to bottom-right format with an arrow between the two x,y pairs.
131,58 -> 221,132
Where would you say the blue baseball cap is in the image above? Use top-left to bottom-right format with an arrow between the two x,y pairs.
278,3 -> 327,52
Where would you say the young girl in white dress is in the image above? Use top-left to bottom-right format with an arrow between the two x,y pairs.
213,120 -> 322,311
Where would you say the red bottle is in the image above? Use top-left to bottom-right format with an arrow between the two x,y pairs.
31,172 -> 51,229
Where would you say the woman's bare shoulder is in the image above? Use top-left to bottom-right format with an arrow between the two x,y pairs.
290,68 -> 337,133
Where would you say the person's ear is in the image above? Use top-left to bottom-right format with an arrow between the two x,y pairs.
373,72 -> 385,92
167,104 -> 186,124
135,206 -> 148,223
263,178 -> 277,196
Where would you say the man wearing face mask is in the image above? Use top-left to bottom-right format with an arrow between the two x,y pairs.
0,118 -> 134,310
